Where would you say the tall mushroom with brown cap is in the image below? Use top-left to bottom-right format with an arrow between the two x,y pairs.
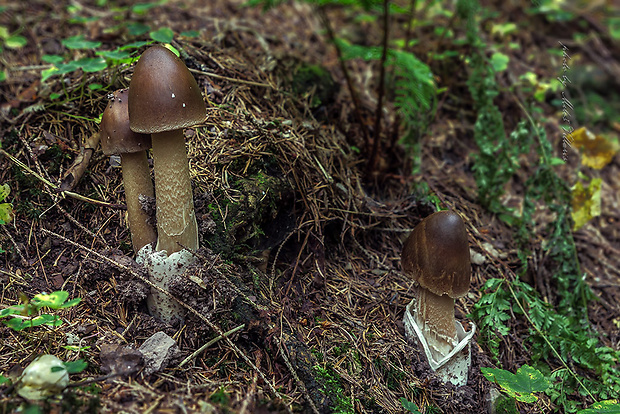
401,210 -> 471,359
128,45 -> 206,254
100,88 -> 156,253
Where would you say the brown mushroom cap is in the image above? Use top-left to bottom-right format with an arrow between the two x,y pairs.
128,45 -> 206,134
100,89 -> 151,155
401,210 -> 471,298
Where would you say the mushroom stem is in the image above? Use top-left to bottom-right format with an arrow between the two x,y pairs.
151,128 -> 198,254
121,151 -> 156,253
413,285 -> 458,359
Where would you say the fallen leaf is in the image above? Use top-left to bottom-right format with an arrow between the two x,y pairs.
571,177 -> 602,231
570,127 -> 619,169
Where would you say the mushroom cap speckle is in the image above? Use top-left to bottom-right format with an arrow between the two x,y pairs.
128,45 -> 206,134
401,210 -> 471,298
100,88 -> 152,155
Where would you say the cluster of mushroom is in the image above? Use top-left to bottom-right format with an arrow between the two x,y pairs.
100,45 -> 206,324
401,210 -> 476,386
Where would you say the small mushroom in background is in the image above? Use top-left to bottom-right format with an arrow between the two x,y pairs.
128,45 -> 206,324
16,354 -> 69,400
100,88 -> 156,254
401,210 -> 475,386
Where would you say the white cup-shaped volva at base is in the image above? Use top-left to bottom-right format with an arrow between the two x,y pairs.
16,354 -> 69,401
403,298 -> 475,387
136,244 -> 196,325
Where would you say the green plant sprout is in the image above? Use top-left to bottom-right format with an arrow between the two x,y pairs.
0,183 -> 14,254
400,397 -> 421,413
0,24 -> 27,82
0,291 -> 81,331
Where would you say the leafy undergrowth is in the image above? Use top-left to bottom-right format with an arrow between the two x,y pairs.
1,0 -> 619,413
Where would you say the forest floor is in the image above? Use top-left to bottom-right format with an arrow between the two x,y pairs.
1,0 -> 619,413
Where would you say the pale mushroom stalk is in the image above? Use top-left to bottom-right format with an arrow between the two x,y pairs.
150,129 -> 198,254
100,88 -> 156,254
413,285 -> 458,359
121,150 -> 156,252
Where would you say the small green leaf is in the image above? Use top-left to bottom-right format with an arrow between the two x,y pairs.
126,22 -> 150,36
41,54 -> 65,64
491,22 -> 517,37
62,35 -> 101,50
400,397 -> 421,413
0,70 -> 6,82
577,399 -> 620,413
608,17 -> 620,40
0,185 -> 13,224
0,184 -> 9,202
77,57 -> 107,73
3,314 -> 60,330
180,30 -> 200,38
0,305 -> 23,318
149,27 -> 174,43
63,359 -> 88,374
97,49 -> 131,60
490,52 -> 510,72
60,298 -> 82,308
37,70 -> 56,85
0,375 -> 10,385
5,35 -> 27,49
119,40 -> 151,50
88,83 -> 103,91
482,365 -> 549,403
132,2 -> 161,14
32,291 -> 69,308
68,15 -> 100,24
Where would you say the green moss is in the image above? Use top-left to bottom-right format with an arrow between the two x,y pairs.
373,357 -> 407,392
210,387 -> 230,406
313,365 -> 354,414
201,163 -> 291,258
291,63 -> 338,108
495,395 -> 518,414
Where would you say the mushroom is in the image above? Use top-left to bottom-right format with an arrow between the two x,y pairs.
100,88 -> 156,253
128,45 -> 206,254
401,210 -> 471,359
16,354 -> 69,400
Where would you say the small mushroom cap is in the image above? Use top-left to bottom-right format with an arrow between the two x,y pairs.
401,210 -> 471,298
128,45 -> 206,134
100,89 -> 152,156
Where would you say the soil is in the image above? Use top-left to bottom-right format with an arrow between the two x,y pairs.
1,0 -> 619,413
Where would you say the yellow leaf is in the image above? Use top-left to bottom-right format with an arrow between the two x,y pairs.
569,127 -> 619,169
571,177 -> 602,231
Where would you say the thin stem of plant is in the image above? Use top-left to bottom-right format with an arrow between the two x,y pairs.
317,6 -> 370,150
367,0 -> 391,175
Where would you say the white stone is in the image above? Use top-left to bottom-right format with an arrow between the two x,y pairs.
139,331 -> 179,375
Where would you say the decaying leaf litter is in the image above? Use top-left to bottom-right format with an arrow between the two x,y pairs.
1,0 -> 619,413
